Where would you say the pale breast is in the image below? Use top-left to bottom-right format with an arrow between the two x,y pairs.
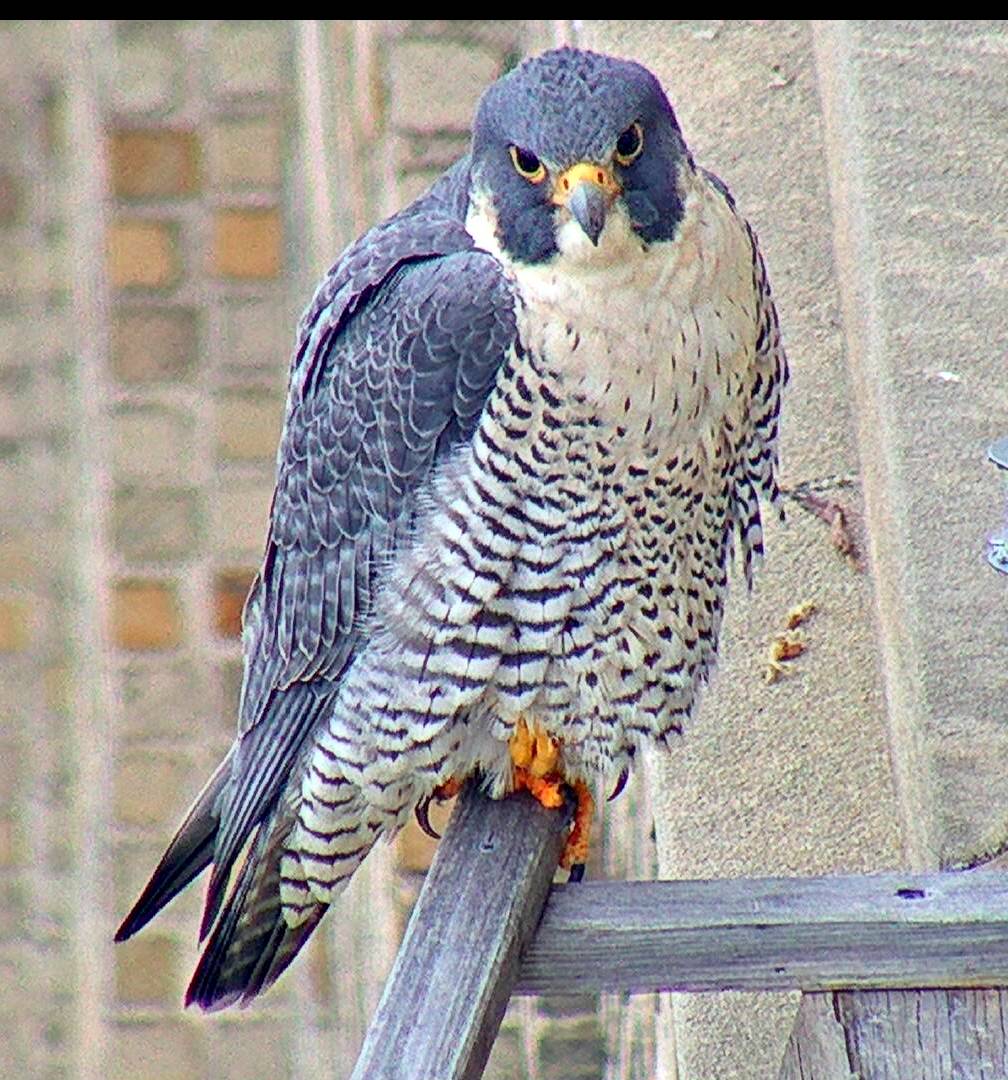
319,170 -> 766,799
464,172 -> 764,779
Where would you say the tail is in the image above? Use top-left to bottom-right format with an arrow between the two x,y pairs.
116,681 -> 349,1007
184,804 -> 327,1010
115,751 -> 233,943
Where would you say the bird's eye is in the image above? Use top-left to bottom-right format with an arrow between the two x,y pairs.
614,122 -> 644,166
509,145 -> 546,183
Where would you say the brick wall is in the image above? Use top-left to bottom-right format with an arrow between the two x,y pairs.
0,18 -> 646,1079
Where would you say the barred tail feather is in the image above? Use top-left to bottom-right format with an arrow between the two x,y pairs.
185,808 -> 327,1011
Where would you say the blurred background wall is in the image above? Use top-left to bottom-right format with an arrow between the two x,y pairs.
0,18 -> 646,1080
2,18 -> 1006,1080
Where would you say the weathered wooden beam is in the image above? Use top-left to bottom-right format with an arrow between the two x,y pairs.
779,988 -> 1008,1079
350,782 -> 572,1080
515,871 -> 1008,995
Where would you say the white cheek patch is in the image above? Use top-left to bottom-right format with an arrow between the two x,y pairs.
465,194 -> 505,262
466,186 -> 640,272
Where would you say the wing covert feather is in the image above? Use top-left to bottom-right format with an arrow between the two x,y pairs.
210,167 -> 517,910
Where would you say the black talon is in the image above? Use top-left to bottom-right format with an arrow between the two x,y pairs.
608,768 -> 629,802
568,862 -> 586,883
414,796 -> 440,839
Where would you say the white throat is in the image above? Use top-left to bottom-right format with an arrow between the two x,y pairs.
464,173 -> 753,450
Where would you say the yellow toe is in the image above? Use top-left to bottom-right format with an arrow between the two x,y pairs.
509,718 -> 534,769
530,730 -> 559,778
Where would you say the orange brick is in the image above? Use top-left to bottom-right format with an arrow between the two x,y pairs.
111,580 -> 182,650
114,933 -> 181,1005
212,207 -> 282,279
0,597 -> 30,652
213,569 -> 255,638
111,307 -> 198,383
109,129 -> 200,199
108,219 -> 179,289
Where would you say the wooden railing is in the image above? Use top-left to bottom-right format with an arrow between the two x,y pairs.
352,784 -> 1008,1079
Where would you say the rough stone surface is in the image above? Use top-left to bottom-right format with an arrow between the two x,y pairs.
114,934 -> 181,1005
215,389 -> 284,462
111,307 -> 199,383
112,405 -> 196,485
220,297 -> 293,369
211,21 -> 286,97
206,117 -> 283,189
112,487 -> 201,561
581,17 -> 1008,1079
211,476 -> 275,558
386,39 -> 503,132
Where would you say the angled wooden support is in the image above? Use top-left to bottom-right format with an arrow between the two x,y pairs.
350,781 -> 572,1080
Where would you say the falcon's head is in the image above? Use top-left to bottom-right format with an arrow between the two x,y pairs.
467,47 -> 690,267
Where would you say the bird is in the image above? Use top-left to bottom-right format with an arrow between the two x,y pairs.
116,45 -> 787,1010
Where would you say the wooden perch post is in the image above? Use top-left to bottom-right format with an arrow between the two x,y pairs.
350,781 -> 572,1080
779,988 -> 1008,1079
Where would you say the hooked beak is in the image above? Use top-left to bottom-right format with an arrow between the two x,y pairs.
551,162 -> 621,246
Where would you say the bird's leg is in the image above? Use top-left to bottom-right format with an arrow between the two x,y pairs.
561,780 -> 594,870
433,776 -> 463,801
508,719 -> 595,869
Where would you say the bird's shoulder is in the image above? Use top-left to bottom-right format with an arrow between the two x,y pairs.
239,156 -> 519,730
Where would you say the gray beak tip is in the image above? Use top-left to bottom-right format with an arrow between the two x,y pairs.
566,182 -> 609,246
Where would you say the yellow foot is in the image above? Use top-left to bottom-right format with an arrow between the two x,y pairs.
508,719 -> 595,868
509,717 -> 559,777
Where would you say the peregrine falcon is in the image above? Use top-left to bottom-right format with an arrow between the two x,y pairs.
116,46 -> 787,1009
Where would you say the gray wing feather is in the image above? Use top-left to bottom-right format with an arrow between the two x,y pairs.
118,160 -> 519,989
201,176 -> 517,949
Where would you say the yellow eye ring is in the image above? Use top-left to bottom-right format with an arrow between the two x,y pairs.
614,122 -> 644,166
509,145 -> 547,184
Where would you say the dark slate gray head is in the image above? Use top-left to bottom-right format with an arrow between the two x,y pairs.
469,47 -> 690,265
